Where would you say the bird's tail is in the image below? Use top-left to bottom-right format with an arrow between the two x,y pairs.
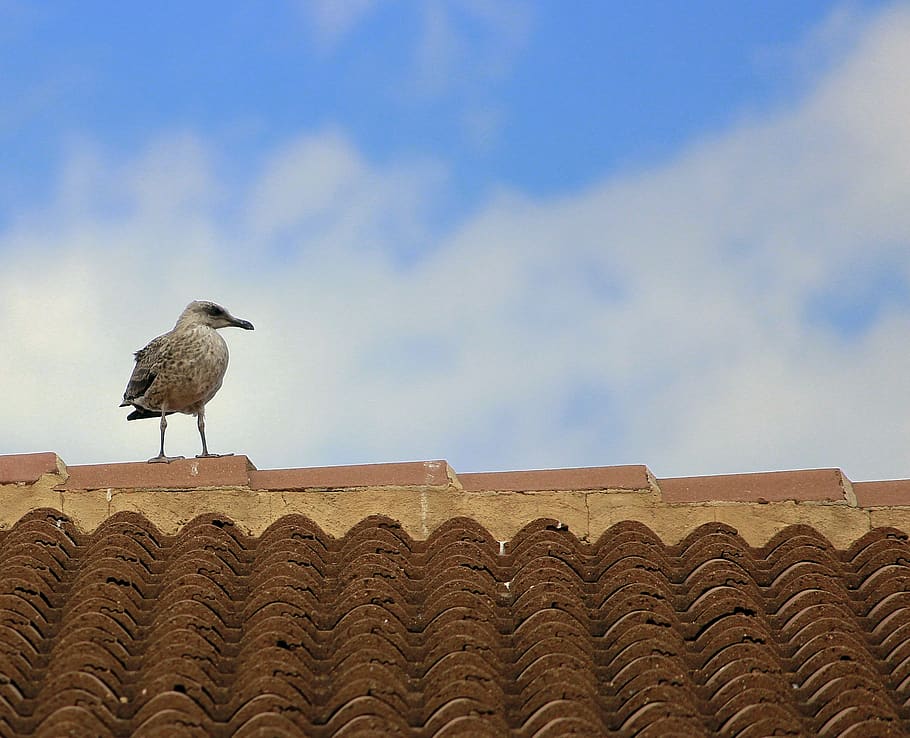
126,407 -> 175,421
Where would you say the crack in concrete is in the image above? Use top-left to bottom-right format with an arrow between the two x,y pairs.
583,493 -> 591,542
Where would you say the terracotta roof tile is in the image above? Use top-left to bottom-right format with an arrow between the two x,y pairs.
0,453 -> 61,484
251,460 -> 452,490
2,509 -> 910,736
59,456 -> 255,490
855,479 -> 910,507
5,452 -> 910,734
660,468 -> 849,503
2,452 -> 910,543
460,464 -> 650,492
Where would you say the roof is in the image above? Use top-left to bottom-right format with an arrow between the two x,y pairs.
3,452 -> 910,547
2,452 -> 910,736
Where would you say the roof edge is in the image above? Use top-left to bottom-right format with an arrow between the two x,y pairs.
4,452 -> 910,546
3,452 -> 910,505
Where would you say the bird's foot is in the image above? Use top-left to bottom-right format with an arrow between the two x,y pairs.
147,454 -> 185,464
195,453 -> 234,459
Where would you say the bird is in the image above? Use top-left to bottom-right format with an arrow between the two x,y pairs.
120,300 -> 255,463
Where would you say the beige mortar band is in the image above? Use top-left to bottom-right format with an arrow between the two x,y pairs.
2,475 -> 904,548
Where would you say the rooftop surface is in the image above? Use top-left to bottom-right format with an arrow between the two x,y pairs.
2,452 -> 910,736
2,452 -> 910,546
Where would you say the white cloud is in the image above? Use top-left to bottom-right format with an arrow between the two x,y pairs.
3,4 -> 910,481
414,0 -> 532,95
299,0 -> 380,50
298,0 -> 532,100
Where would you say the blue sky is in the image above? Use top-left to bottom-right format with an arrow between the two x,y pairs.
3,1 -> 889,213
3,1 -> 910,480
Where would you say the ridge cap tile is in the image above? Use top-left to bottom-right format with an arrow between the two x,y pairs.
0,452 -> 64,484
659,467 -> 850,503
57,455 -> 255,490
853,478 -> 910,507
459,464 -> 652,492
249,459 -> 453,490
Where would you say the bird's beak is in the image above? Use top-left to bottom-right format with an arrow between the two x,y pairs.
230,317 -> 255,330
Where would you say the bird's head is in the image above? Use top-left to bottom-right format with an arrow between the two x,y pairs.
180,300 -> 255,331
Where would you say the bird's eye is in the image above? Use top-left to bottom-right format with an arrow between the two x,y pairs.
204,304 -> 223,317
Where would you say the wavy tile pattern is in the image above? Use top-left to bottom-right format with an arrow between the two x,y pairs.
1,510 -> 909,736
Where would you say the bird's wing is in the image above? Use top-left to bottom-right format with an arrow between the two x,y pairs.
121,336 -> 167,405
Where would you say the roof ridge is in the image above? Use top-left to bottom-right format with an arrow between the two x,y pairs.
3,452 -> 910,546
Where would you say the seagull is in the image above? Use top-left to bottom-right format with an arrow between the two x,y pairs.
120,300 -> 254,463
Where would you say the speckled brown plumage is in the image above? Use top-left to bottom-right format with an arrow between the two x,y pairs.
120,300 -> 254,462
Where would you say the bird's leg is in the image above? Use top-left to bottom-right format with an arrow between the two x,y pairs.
195,408 -> 232,459
147,411 -> 184,463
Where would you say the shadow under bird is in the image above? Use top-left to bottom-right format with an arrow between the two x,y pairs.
120,300 -> 255,463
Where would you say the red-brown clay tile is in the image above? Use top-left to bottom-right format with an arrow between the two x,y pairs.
612,679 -> 700,722
660,468 -> 849,503
459,464 -> 651,492
847,528 -> 910,574
250,459 -> 451,490
130,692 -> 211,734
0,452 -> 62,484
504,520 -> 583,563
720,704 -> 804,738
422,656 -> 503,704
227,707 -> 301,738
423,515 -> 493,540
31,708 -> 113,738
854,479 -> 910,507
58,455 -> 255,490
257,513 -> 330,548
422,700 -> 508,736
2,513 -> 910,737
319,698 -> 411,735
423,541 -> 500,577
228,711 -> 304,738
522,701 -> 604,737
762,525 -> 838,563
595,576 -> 677,626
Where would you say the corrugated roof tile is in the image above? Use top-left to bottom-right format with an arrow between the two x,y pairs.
1,497 -> 910,736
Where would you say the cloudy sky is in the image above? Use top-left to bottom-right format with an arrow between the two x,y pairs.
2,1 -> 910,481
